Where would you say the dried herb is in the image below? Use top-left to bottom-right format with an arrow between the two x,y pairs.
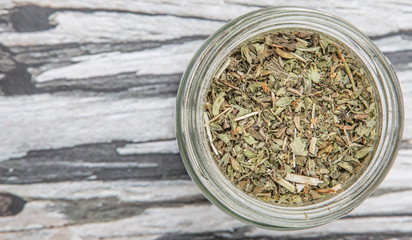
204,29 -> 378,205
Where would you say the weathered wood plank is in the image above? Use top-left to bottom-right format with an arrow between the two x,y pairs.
0,203 -> 411,239
0,148 -> 188,184
0,180 -> 201,202
4,0 -> 412,37
0,94 -> 175,161
34,40 -> 201,83
0,11 -> 220,46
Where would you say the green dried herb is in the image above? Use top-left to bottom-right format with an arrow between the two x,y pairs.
290,137 -> 308,156
204,29 -> 378,205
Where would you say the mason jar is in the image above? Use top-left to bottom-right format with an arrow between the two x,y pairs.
176,6 -> 404,230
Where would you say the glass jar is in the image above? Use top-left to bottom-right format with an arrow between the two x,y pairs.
176,7 -> 404,229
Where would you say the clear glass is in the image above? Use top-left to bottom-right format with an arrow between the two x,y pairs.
176,7 -> 404,230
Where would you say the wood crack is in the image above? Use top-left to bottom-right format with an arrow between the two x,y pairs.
369,29 -> 412,40
0,141 -> 188,184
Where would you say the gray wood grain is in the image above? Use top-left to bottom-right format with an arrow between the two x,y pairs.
1,0 -> 412,239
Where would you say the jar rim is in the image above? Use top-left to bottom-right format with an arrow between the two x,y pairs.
176,6 -> 404,229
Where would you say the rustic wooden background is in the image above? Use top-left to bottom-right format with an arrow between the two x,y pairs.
0,0 -> 411,239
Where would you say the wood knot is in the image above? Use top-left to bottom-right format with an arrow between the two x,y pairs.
0,192 -> 26,217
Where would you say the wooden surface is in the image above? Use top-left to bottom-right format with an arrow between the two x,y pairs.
0,0 -> 412,239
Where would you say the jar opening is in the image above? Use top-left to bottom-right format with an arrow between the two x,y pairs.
177,7 -> 403,229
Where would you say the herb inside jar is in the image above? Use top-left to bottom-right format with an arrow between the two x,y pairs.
203,29 -> 378,205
